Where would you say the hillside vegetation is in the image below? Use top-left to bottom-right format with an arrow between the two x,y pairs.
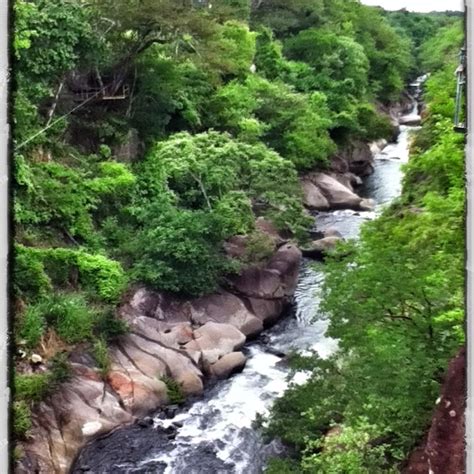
12,0 -> 463,459
265,21 -> 465,473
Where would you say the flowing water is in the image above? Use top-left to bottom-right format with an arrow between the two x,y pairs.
73,108 -> 421,474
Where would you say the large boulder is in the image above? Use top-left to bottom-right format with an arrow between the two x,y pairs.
184,322 -> 246,365
301,180 -> 330,210
209,352 -> 247,378
307,173 -> 363,210
301,236 -> 343,259
399,114 -> 421,126
190,291 -> 263,337
229,244 -> 301,299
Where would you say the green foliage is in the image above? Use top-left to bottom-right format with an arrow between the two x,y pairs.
209,75 -> 335,169
92,338 -> 110,378
113,131 -> 309,294
49,352 -> 71,384
161,375 -> 185,405
35,293 -> 96,343
13,401 -> 32,439
15,373 -> 50,402
265,19 -> 465,473
18,305 -> 45,348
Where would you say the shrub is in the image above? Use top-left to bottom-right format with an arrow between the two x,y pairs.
15,373 -> 50,402
49,352 -> 71,385
13,245 -> 51,299
13,401 -> 32,439
18,305 -> 45,348
161,375 -> 185,404
92,337 -> 110,378
40,293 -> 96,343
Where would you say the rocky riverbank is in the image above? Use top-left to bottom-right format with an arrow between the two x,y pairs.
17,124 -> 397,474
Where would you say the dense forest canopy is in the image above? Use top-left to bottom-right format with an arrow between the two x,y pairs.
12,1 -> 464,471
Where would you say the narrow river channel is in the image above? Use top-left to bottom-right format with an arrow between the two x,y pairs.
72,103 -> 421,474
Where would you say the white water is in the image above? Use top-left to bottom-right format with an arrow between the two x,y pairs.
129,121 -> 421,474
73,85 -> 424,474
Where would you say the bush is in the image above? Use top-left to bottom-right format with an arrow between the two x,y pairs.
92,337 -> 110,378
13,245 -> 51,299
161,375 -> 185,404
13,401 -> 32,439
18,305 -> 45,348
39,293 -> 96,343
49,352 -> 71,385
15,373 -> 50,402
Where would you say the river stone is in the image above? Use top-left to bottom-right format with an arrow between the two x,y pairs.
223,235 -> 248,258
399,114 -> 421,126
246,297 -> 284,326
229,244 -> 301,299
359,198 -> 375,212
301,180 -> 330,210
189,291 -> 263,337
255,217 -> 285,245
301,236 -> 343,259
185,322 -> 246,365
323,227 -> 343,239
209,352 -> 247,378
308,173 -> 363,210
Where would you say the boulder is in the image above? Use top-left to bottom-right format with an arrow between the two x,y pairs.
399,114 -> 421,126
255,217 -> 285,245
189,291 -> 263,337
209,352 -> 247,378
323,227 -> 343,239
185,322 -> 246,365
229,244 -> 301,299
359,198 -> 375,212
301,180 -> 330,210
223,235 -> 248,259
301,236 -> 343,259
308,173 -> 363,210
246,297 -> 285,326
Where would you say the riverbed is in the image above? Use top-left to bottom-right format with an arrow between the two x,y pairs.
72,117 -> 420,474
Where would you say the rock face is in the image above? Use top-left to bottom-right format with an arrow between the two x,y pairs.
17,242 -> 302,474
301,180 -> 330,210
306,173 -> 364,210
403,346 -> 465,474
301,236 -> 343,259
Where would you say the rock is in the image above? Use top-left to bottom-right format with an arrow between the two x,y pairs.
307,173 -> 363,210
399,114 -> 421,126
404,347 -> 465,474
358,198 -> 375,212
229,244 -> 301,299
246,297 -> 284,326
323,227 -> 343,239
370,139 -> 388,154
255,217 -> 285,245
209,352 -> 247,378
301,180 -> 330,210
185,322 -> 246,365
349,142 -> 374,176
223,235 -> 248,258
301,236 -> 343,259
30,354 -> 43,364
190,291 -> 263,337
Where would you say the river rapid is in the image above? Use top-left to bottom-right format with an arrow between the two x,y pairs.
72,107 -> 421,474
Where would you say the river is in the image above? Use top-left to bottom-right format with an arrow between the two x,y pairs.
72,109 -> 421,474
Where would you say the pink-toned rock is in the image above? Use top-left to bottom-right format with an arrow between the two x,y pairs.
185,322 -> 246,365
246,297 -> 284,325
230,244 -> 301,299
210,352 -> 247,378
301,180 -> 330,210
308,172 -> 363,210
190,291 -> 263,337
